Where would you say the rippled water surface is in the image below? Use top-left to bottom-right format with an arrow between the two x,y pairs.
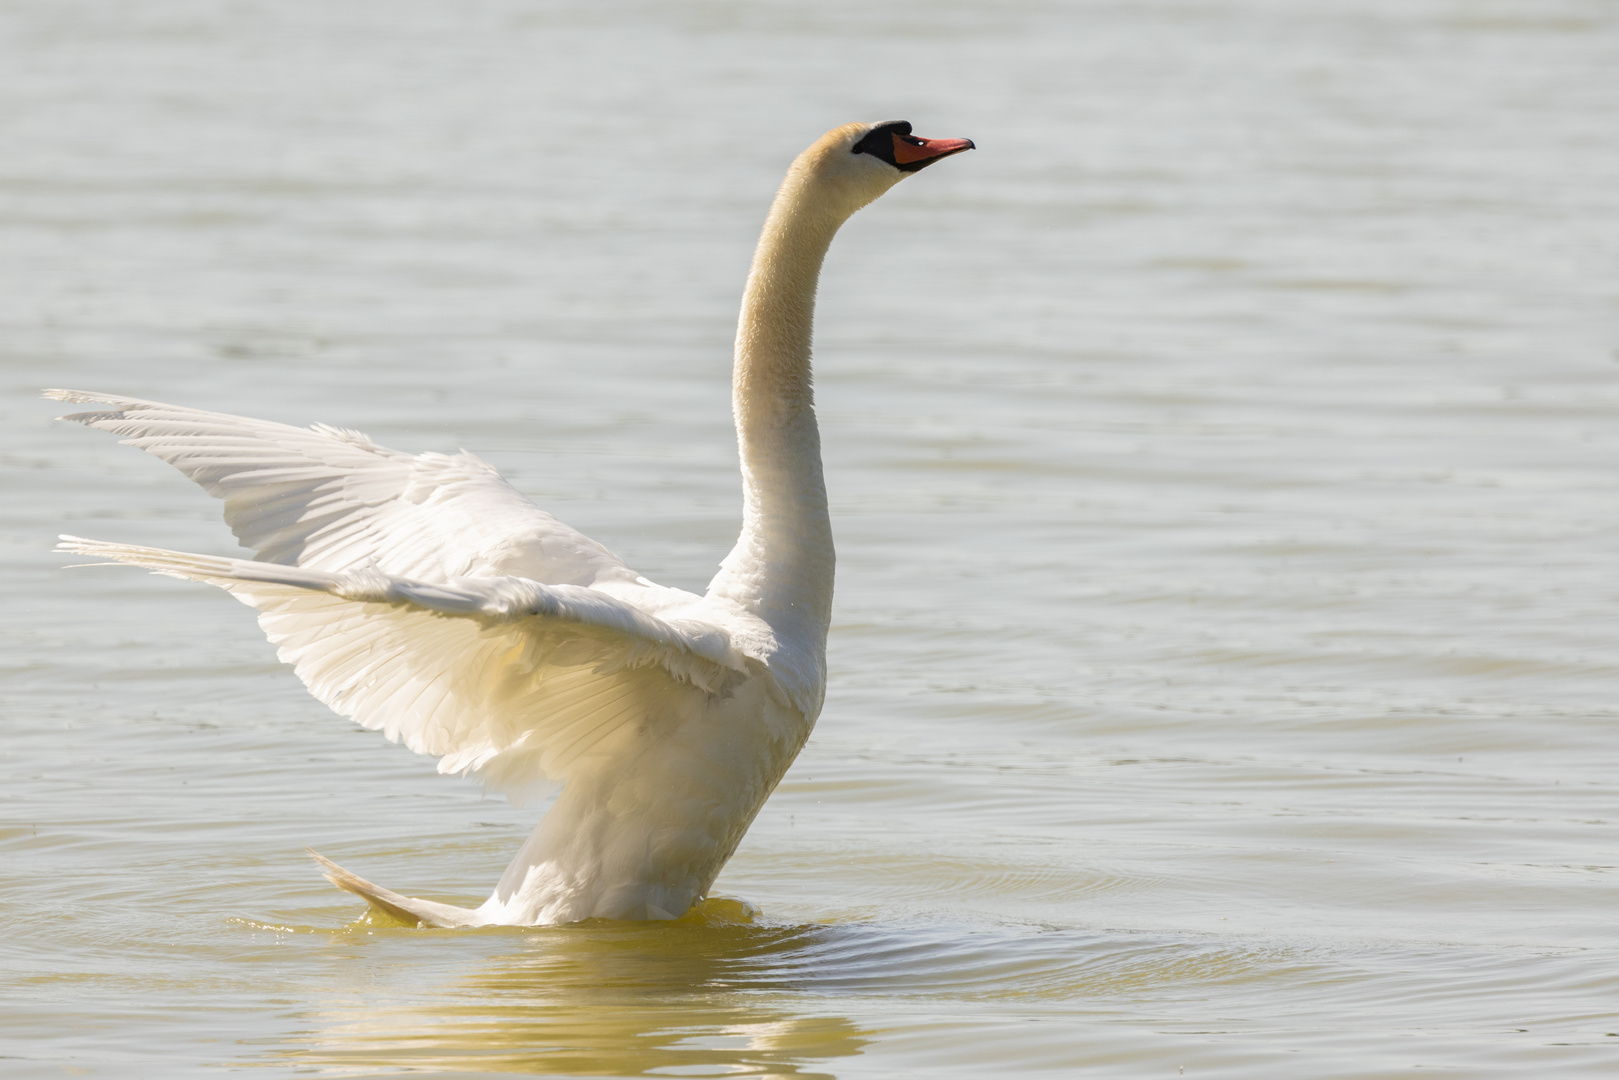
5,1 -> 1619,1076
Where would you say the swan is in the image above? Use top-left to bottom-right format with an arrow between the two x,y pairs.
49,120 -> 974,927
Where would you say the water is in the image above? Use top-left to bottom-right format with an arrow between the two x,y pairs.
4,0 -> 1619,1075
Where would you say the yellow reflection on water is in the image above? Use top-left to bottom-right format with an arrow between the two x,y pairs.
282,900 -> 870,1078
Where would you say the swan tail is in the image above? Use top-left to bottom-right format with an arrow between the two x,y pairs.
306,849 -> 485,929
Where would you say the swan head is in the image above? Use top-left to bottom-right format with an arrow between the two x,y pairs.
788,120 -> 975,222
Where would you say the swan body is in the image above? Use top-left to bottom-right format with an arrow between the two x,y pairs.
51,120 -> 973,927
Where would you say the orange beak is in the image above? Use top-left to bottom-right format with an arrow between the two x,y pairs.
892,133 -> 976,166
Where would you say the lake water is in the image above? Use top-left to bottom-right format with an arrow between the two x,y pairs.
4,0 -> 1619,1076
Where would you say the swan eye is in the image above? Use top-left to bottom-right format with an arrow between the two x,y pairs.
851,120 -> 914,162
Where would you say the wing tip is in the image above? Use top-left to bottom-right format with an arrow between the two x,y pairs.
305,847 -> 418,923
55,534 -> 159,561
304,848 -> 483,929
54,534 -> 129,568
55,534 -> 122,560
43,387 -> 160,424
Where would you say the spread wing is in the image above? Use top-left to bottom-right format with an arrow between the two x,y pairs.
45,389 -> 638,588
57,537 -> 752,801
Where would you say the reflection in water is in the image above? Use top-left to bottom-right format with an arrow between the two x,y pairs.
298,1000 -> 863,1078
277,900 -> 1317,1076
285,905 -> 871,1077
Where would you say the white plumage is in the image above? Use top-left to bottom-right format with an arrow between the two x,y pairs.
52,120 -> 973,926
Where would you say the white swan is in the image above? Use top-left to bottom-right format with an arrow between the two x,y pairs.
50,120 -> 974,927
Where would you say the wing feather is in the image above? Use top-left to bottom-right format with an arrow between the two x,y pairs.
45,388 -> 638,588
57,537 -> 750,800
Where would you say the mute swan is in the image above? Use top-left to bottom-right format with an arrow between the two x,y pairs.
51,120 -> 974,927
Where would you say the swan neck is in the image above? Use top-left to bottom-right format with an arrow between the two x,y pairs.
713,167 -> 848,643
736,185 -> 840,417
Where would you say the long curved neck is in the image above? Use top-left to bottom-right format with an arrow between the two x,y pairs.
710,168 -> 846,652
